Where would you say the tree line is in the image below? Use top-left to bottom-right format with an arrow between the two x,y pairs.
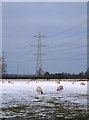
2,69 -> 89,79
43,69 -> 89,79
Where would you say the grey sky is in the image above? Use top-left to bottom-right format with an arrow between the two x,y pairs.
2,2 -> 87,74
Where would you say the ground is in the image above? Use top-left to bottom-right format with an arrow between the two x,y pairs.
0,79 -> 89,120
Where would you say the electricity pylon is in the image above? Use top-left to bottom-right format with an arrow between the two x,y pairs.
33,32 -> 46,76
2,52 -> 7,74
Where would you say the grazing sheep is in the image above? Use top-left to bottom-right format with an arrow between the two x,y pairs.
57,85 -> 63,91
36,86 -> 43,94
35,80 -> 38,83
8,80 -> 14,84
57,81 -> 60,84
56,80 -> 60,84
11,81 -> 14,84
8,80 -> 11,83
27,81 -> 29,84
2,80 -> 5,83
80,82 -> 85,85
72,82 -> 75,84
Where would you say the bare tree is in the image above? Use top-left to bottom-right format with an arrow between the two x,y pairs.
0,56 -> 2,74
0,53 -> 7,74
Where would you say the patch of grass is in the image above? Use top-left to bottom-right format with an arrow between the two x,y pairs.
2,105 -> 28,113
47,100 -> 60,106
75,113 -> 89,119
27,111 -> 36,116
1,118 -> 6,120
2,102 -> 88,120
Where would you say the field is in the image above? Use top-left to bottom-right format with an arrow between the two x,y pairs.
0,79 -> 89,120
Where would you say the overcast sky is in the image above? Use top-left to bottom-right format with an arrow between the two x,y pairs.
2,2 -> 87,74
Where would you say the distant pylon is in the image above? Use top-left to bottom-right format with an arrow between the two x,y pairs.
2,52 -> 7,74
33,32 -> 46,76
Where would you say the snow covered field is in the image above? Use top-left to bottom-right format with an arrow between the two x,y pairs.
0,79 -> 88,119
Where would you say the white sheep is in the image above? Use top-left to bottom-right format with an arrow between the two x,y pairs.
8,80 -> 14,84
8,80 -> 11,83
2,80 -> 5,83
57,85 -> 63,91
57,80 -> 60,84
72,82 -> 75,84
80,82 -> 85,85
36,86 -> 43,94
55,80 -> 60,84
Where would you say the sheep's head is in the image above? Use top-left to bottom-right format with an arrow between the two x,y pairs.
41,91 -> 43,94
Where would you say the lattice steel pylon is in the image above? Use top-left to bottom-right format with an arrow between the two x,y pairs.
33,32 -> 46,76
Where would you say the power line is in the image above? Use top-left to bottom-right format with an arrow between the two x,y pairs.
44,52 -> 88,61
7,50 -> 35,63
6,47 -> 36,62
46,29 -> 87,43
7,30 -> 87,60
47,20 -> 88,38
6,39 -> 34,55
44,44 -> 87,55
6,21 -> 88,59
45,57 -> 86,62
45,35 -> 87,52
8,58 -> 35,74
44,57 -> 87,62
8,57 -> 35,65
